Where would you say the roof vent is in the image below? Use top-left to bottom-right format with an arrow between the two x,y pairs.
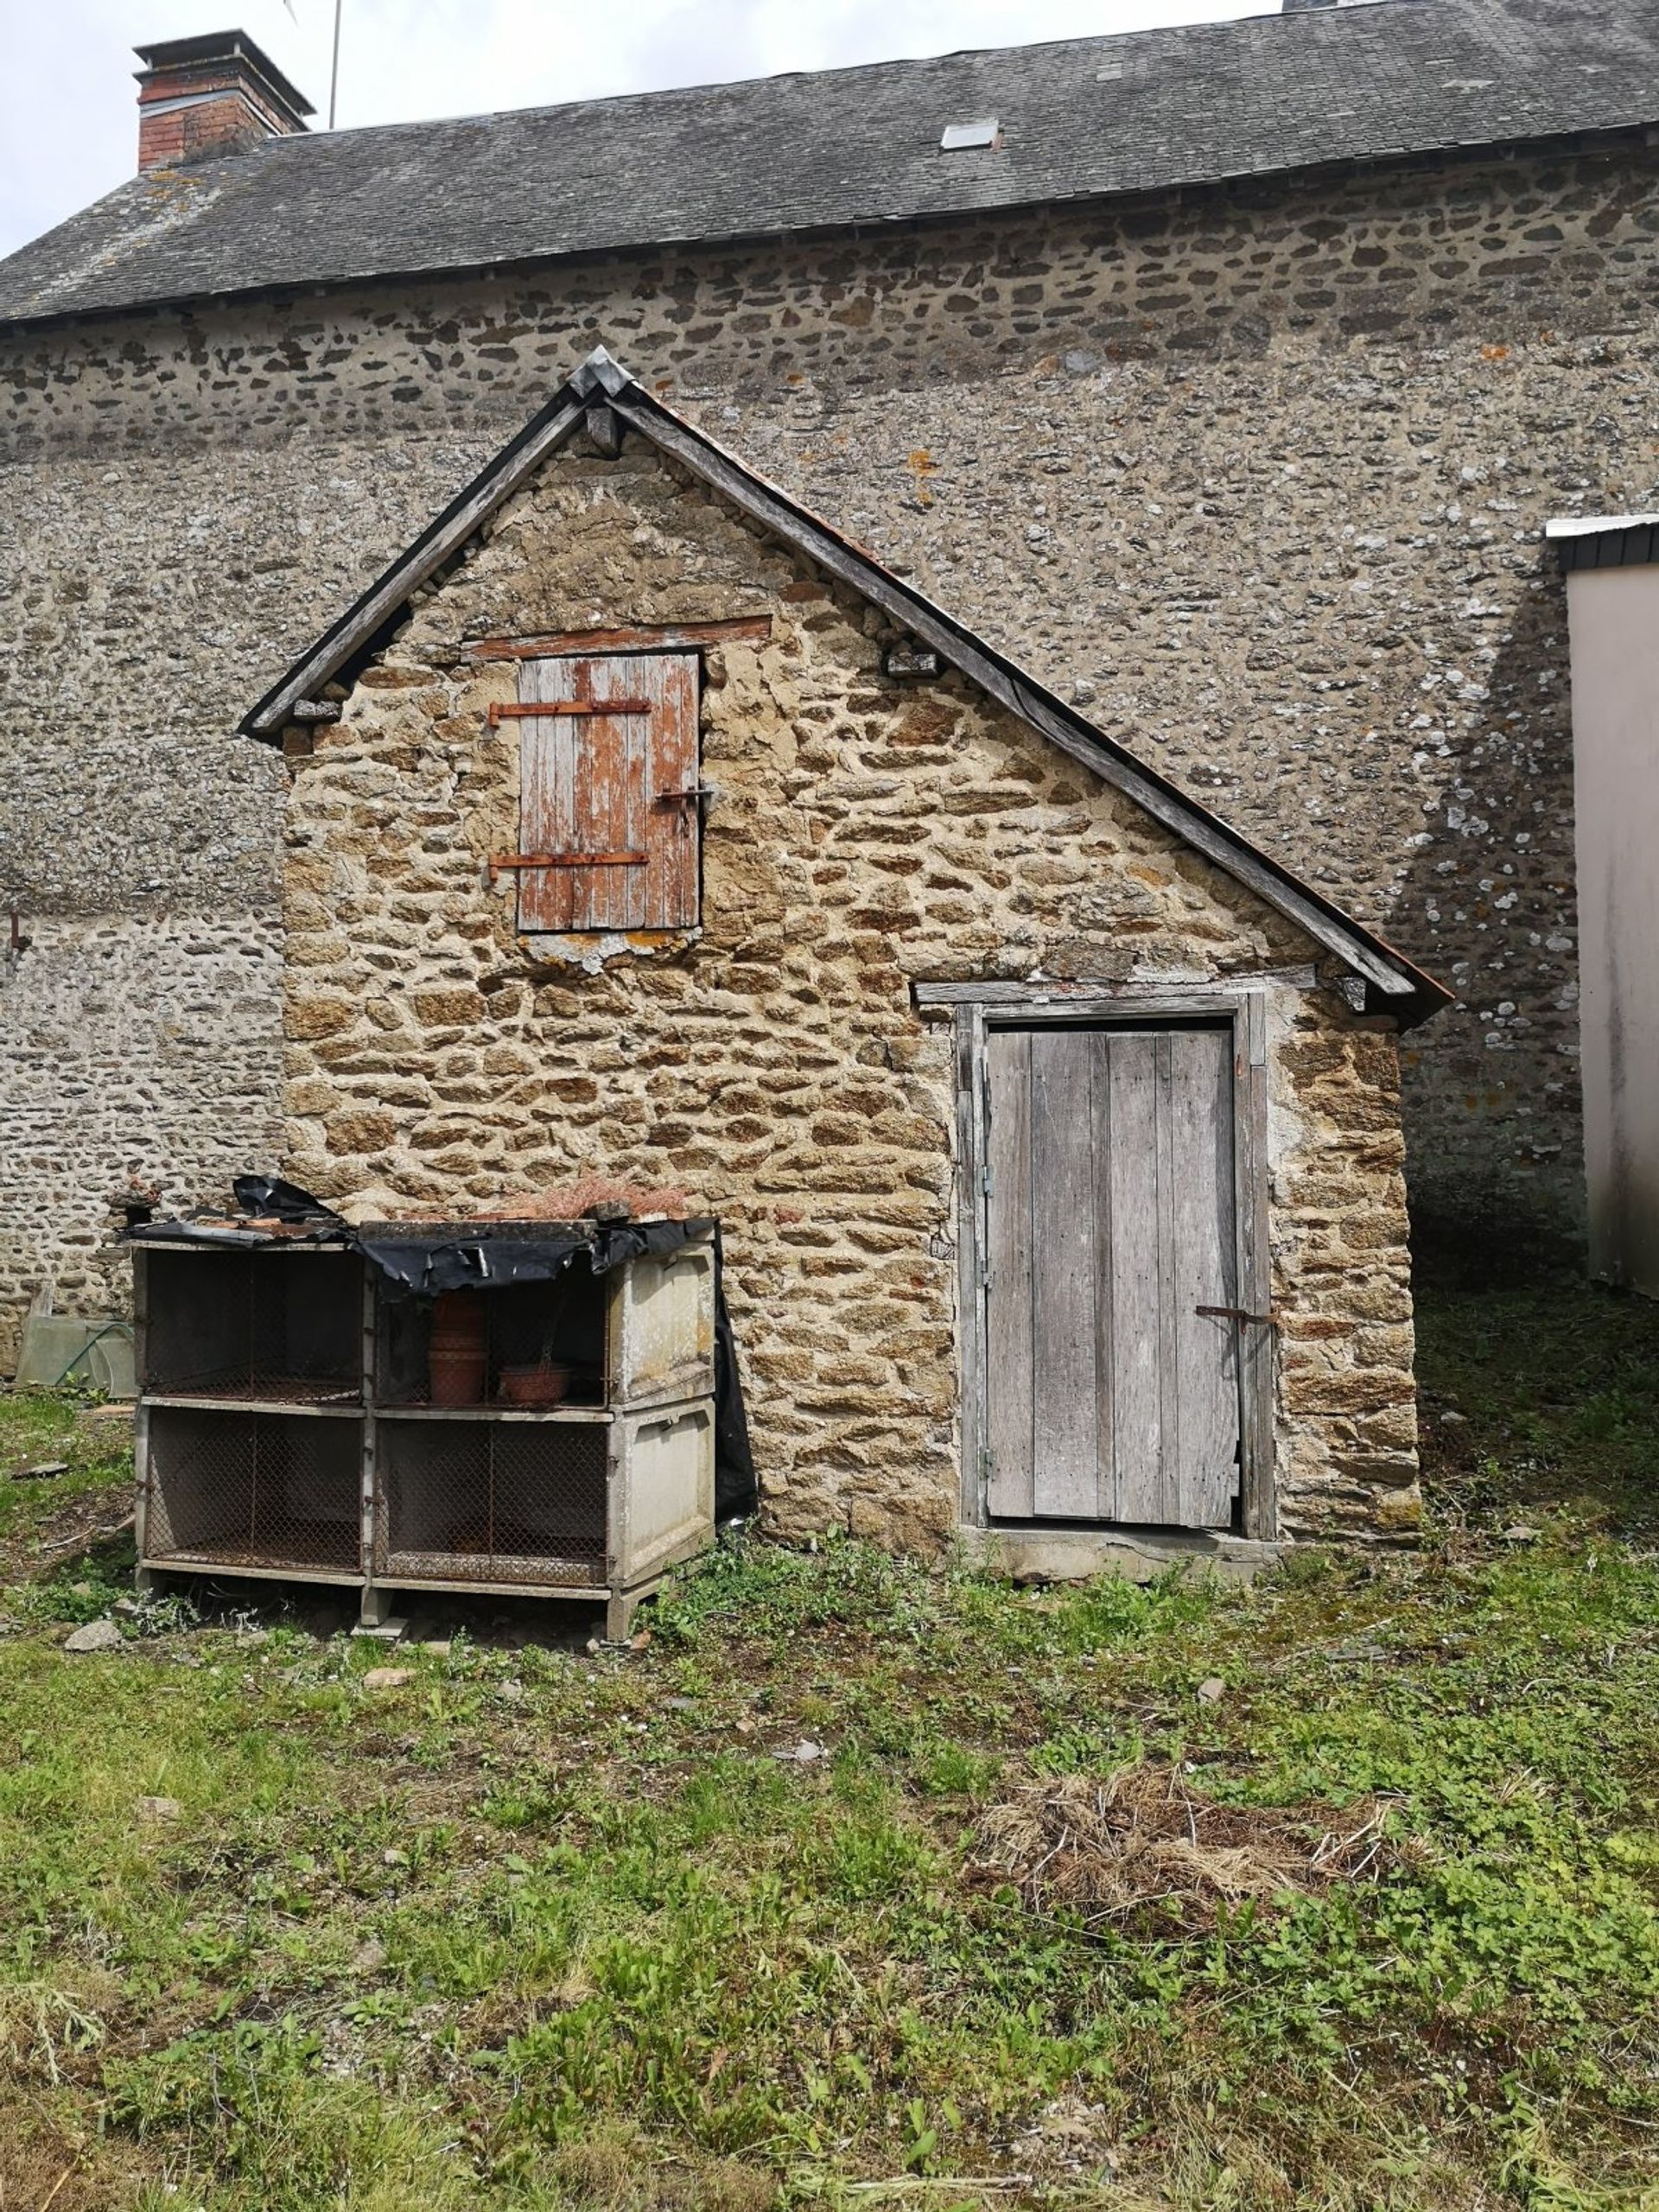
940,118 -> 1001,151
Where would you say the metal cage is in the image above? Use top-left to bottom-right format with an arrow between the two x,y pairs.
374,1274 -> 607,1408
143,1406 -> 363,1577
140,1247 -> 362,1404
374,1416 -> 608,1586
134,1224 -> 716,1633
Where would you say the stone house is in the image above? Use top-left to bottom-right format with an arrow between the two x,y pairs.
3,0 -> 1658,1366
240,346 -> 1445,1557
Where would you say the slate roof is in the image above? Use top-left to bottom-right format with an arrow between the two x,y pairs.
239,345 -> 1451,1025
2,0 -> 1656,328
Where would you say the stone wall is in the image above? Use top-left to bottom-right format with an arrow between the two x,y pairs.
0,915 -> 283,1347
5,135 -> 1657,1357
276,429 -> 1419,1545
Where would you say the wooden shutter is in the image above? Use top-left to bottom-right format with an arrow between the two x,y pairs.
983,1024 -> 1240,1530
516,652 -> 698,931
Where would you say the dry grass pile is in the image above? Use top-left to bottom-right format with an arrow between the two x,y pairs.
968,1764 -> 1395,1936
463,1174 -> 690,1223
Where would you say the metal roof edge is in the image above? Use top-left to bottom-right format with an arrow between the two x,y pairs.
1548,513 -> 1659,574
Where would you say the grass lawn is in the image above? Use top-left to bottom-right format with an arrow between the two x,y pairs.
1,1279 -> 1657,2211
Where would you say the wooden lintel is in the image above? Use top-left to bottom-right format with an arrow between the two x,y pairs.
467,616 -> 772,659
912,968 -> 1318,1011
487,699 -> 651,723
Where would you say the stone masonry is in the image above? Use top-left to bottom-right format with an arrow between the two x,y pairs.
276,429 -> 1420,1548
4,138 -> 1656,1362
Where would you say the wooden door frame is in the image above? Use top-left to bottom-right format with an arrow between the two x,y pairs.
916,977 -> 1283,1542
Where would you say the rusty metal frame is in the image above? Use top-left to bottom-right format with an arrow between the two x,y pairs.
487,850 -> 646,876
486,698 -> 651,723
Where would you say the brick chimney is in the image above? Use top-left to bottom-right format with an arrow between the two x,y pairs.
134,30 -> 313,170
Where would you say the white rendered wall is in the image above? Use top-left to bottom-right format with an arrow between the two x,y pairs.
1565,563 -> 1659,1292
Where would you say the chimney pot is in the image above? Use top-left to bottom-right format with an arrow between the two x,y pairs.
134,29 -> 313,172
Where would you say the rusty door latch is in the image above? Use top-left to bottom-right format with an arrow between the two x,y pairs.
1195,1304 -> 1277,1327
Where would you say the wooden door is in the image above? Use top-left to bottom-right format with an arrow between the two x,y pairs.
982,1024 -> 1240,1529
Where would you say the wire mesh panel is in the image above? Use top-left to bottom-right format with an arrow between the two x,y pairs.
142,1249 -> 362,1403
375,1419 -> 607,1586
375,1277 -> 606,1409
144,1407 -> 362,1573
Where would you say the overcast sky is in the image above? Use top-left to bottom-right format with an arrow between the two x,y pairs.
0,0 -> 1267,262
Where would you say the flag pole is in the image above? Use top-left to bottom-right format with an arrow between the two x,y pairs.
328,0 -> 343,129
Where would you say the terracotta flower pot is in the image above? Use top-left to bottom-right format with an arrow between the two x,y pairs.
428,1290 -> 487,1406
498,1361 -> 570,1407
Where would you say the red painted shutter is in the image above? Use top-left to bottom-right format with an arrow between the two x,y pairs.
516,652 -> 698,931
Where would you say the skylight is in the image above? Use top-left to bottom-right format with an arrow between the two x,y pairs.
940,118 -> 1000,151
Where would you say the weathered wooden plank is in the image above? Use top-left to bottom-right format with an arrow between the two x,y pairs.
1236,995 -> 1276,1539
645,653 -> 700,930
563,655 -> 645,931
984,1030 -> 1033,1518
1154,1034 -> 1182,1526
1029,1029 -> 1098,1518
955,1007 -> 988,1526
1170,1031 -> 1239,1529
912,971 -> 1318,1009
1089,1031 -> 1116,1522
518,656 -> 576,931
467,616 -> 772,658
1108,1033 -> 1165,1524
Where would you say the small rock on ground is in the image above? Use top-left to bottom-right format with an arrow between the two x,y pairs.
361,1666 -> 413,1690
1197,1676 -> 1227,1704
15,1461 -> 69,1481
63,1619 -> 123,1654
136,1796 -> 182,1821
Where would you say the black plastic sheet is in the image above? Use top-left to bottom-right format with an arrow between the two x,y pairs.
358,1215 -> 711,1296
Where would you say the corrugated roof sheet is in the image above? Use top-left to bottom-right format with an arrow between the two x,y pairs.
1,0 -> 1655,328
